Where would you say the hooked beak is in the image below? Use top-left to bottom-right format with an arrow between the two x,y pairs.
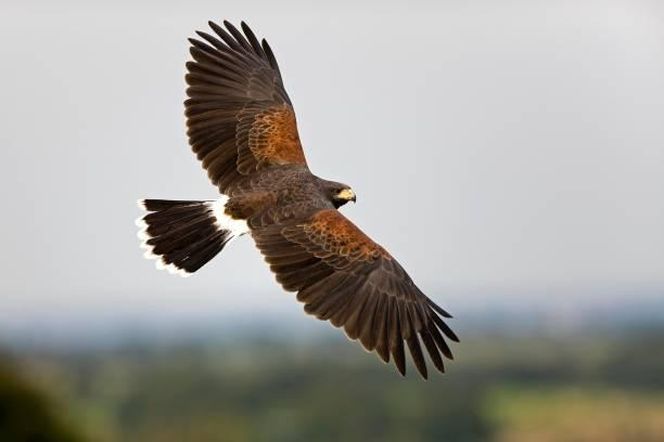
338,188 -> 357,203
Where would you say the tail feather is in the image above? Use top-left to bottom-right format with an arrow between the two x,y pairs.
136,198 -> 247,276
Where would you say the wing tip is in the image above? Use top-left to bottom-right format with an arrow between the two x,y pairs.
446,328 -> 460,343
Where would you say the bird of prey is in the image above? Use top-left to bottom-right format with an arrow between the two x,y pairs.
136,20 -> 458,378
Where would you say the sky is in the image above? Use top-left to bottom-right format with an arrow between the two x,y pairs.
1,0 -> 663,336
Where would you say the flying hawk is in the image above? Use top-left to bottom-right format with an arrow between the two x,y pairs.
136,20 -> 458,378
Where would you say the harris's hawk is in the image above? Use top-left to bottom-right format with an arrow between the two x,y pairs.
136,20 -> 458,378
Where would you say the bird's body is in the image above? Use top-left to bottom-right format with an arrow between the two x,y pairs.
224,166 -> 343,221
137,20 -> 458,378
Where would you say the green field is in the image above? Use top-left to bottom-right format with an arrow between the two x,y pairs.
2,329 -> 663,441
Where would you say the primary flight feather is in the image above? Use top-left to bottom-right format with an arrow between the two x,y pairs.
136,20 -> 458,378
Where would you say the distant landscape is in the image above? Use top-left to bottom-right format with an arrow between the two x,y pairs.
2,305 -> 663,441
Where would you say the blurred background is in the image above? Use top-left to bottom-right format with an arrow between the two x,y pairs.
1,0 -> 663,440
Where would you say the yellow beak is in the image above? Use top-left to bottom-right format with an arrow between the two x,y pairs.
338,188 -> 357,202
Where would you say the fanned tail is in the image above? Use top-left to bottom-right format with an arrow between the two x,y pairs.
136,198 -> 247,276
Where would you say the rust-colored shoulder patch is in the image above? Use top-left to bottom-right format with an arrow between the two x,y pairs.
249,105 -> 307,166
302,209 -> 390,262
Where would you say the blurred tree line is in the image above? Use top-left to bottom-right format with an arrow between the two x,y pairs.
0,355 -> 83,441
1,328 -> 663,441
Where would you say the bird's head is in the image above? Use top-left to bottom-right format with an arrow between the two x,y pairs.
323,180 -> 356,208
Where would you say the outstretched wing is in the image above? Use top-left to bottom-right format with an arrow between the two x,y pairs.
252,209 -> 458,378
186,21 -> 308,194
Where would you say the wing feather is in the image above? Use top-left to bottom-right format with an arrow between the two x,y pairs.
241,22 -> 268,59
420,330 -> 445,373
390,300 -> 407,376
374,296 -> 390,363
358,289 -> 380,351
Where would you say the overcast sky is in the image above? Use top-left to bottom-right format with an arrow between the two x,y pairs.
1,0 -> 662,333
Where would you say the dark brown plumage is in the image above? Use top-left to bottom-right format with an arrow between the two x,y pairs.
137,20 -> 458,378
